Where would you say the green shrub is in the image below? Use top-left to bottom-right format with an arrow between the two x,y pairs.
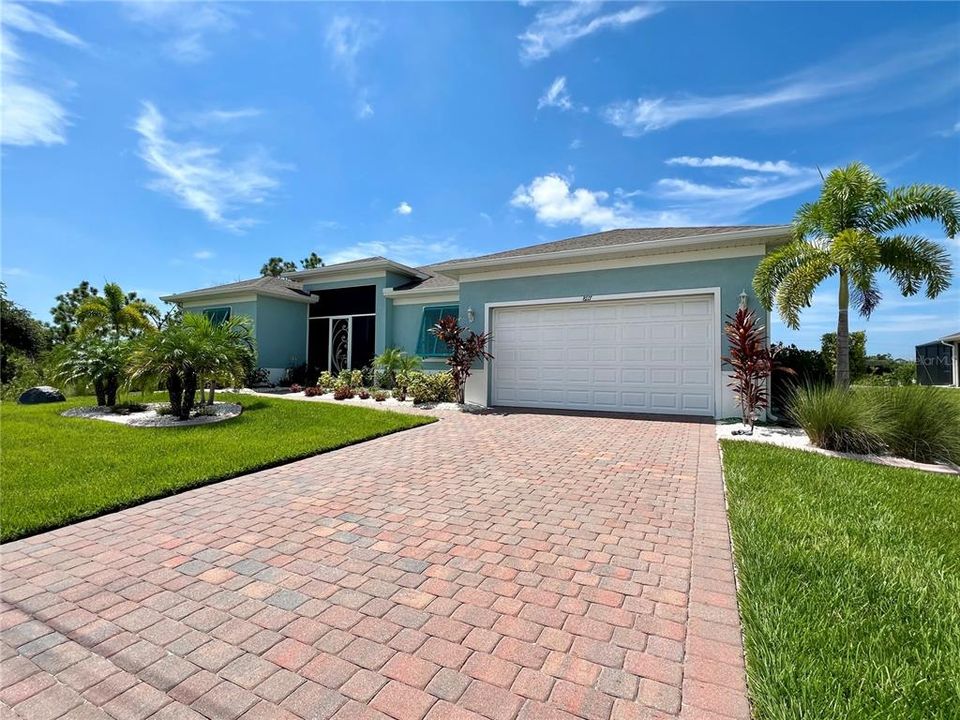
788,384 -> 885,454
372,390 -> 388,402
317,371 -> 335,391
394,369 -> 418,400
878,386 -> 960,464
409,371 -> 456,405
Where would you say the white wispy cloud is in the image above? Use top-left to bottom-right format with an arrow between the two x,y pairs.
512,156 -> 822,230
538,76 -> 574,111
325,16 -> 381,120
511,174 -> 690,230
0,4 -> 83,146
2,2 -> 85,48
519,2 -> 662,62
193,250 -> 215,260
134,101 -> 283,232
394,201 -> 413,216
191,108 -> 263,125
1,267 -> 35,278
122,1 -> 237,63
326,235 -> 469,267
603,27 -> 959,135
665,155 -> 808,176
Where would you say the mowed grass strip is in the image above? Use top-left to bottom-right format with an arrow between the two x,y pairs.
1,393 -> 433,542
721,440 -> 960,720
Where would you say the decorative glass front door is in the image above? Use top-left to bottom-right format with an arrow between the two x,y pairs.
308,315 -> 376,374
330,317 -> 351,373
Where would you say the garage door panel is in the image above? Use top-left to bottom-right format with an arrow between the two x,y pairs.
492,296 -> 715,416
592,368 -> 619,384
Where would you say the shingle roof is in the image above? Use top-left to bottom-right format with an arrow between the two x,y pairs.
166,226 -> 789,300
391,265 -> 459,293
459,226 -> 784,262
161,275 -> 312,303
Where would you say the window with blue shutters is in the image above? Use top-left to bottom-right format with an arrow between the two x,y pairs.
417,305 -> 459,357
202,307 -> 231,325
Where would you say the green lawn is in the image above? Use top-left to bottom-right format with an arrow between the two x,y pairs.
1,394 -> 433,542
721,441 -> 960,720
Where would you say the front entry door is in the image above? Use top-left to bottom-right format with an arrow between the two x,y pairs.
330,317 -> 351,373
308,314 -> 376,374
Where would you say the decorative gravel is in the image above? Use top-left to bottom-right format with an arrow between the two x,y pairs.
239,388 -> 486,414
717,421 -> 958,475
62,402 -> 243,428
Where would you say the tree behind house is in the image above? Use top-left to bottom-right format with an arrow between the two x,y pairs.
822,331 -> 867,381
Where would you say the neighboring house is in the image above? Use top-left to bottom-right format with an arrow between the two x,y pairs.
916,332 -> 960,387
162,225 -> 791,418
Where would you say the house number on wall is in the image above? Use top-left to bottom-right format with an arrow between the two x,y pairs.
582,295 -> 593,302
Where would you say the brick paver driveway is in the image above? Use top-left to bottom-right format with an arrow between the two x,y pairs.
1,409 -> 748,720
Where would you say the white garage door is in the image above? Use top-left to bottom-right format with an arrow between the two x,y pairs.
491,295 -> 716,416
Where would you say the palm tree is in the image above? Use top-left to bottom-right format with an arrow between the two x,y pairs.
77,282 -> 156,341
181,313 -> 256,405
54,337 -> 126,406
128,314 -> 255,419
755,163 -> 958,387
373,347 -> 422,388
128,324 -> 194,418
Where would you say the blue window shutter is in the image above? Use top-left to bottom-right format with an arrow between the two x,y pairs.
417,305 -> 458,356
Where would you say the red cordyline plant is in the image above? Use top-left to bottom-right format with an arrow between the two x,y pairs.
722,306 -> 790,433
430,314 -> 493,404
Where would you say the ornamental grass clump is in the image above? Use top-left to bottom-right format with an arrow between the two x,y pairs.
788,384 -> 885,454
877,386 -> 960,464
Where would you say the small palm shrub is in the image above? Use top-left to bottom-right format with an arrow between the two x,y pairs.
788,384 -> 885,454
373,390 -> 388,402
373,348 -> 423,388
303,386 -> 321,397
409,371 -> 456,405
878,386 -> 960,464
333,385 -> 354,401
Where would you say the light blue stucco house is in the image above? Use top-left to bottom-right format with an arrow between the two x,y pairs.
162,225 -> 791,418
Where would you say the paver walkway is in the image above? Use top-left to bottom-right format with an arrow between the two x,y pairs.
1,410 -> 749,720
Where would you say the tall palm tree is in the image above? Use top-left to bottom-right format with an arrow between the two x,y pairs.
77,282 -> 156,341
754,163 -> 958,387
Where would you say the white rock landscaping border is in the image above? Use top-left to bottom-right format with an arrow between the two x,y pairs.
238,388 -> 485,414
62,402 -> 242,428
717,422 -> 959,475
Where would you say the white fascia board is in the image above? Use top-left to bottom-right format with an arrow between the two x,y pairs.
435,226 -> 791,277
382,286 -> 461,304
181,294 -> 257,308
283,259 -> 428,282
172,289 -> 315,305
458,244 -> 767,283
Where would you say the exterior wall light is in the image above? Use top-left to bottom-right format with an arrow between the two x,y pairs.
466,307 -> 475,323
738,290 -> 749,309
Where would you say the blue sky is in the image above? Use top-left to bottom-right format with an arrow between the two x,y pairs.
2,1 -> 958,357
